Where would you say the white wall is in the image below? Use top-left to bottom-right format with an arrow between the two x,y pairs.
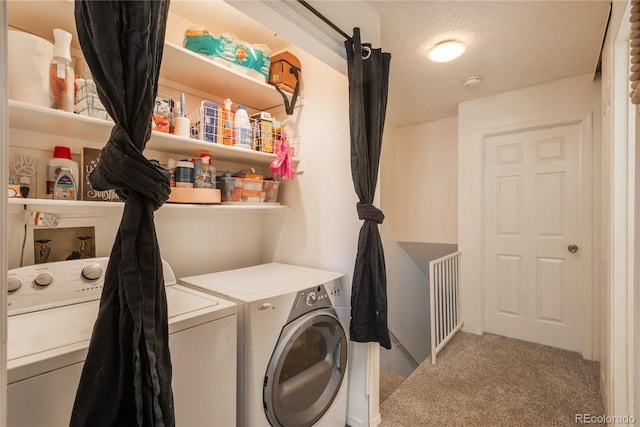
270,47 -> 358,272
1,2 -> 9,423
395,116 -> 458,244
380,123 -> 433,376
458,74 -> 602,358
378,116 -> 458,374
600,0 -> 636,419
635,102 -> 640,427
635,105 -> 640,421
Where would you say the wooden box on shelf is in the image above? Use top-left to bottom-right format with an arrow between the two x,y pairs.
167,187 -> 221,204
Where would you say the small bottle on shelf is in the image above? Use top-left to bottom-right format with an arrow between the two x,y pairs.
233,105 -> 252,149
194,154 -> 214,189
170,104 -> 180,135
222,98 -> 234,146
166,159 -> 177,187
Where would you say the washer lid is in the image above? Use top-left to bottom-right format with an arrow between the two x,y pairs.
179,263 -> 345,303
7,285 -> 235,383
168,284 -> 236,330
7,299 -> 99,363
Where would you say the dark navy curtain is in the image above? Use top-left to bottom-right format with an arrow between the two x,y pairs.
345,28 -> 392,349
71,1 -> 174,425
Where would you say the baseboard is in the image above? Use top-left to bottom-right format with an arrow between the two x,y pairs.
600,371 -> 609,415
371,413 -> 382,426
346,413 -> 381,427
346,414 -> 364,427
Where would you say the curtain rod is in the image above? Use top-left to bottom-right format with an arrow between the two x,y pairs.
296,0 -> 351,41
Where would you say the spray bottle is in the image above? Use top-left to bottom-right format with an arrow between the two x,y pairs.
222,98 -> 234,146
49,29 -> 74,112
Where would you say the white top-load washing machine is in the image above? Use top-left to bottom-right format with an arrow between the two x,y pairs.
179,263 -> 350,427
6,257 -> 237,427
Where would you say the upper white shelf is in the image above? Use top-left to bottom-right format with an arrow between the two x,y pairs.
9,100 -> 289,166
161,41 -> 285,111
8,1 -> 287,112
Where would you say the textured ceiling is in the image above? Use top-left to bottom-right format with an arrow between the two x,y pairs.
367,1 -> 611,127
172,1 -> 611,127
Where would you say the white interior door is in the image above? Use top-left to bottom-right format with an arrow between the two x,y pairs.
484,122 -> 585,352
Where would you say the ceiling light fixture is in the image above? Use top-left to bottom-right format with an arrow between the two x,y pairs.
428,40 -> 466,63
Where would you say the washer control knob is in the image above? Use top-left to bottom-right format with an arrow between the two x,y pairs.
7,277 -> 22,292
82,263 -> 103,281
34,272 -> 53,287
306,291 -> 317,306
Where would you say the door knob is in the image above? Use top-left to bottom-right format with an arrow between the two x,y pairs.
568,244 -> 579,253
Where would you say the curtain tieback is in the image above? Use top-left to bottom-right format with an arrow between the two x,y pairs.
357,202 -> 385,224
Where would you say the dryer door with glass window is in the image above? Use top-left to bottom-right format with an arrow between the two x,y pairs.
263,308 -> 347,427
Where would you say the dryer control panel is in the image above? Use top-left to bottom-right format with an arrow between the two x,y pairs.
288,284 -> 333,322
286,276 -> 348,323
323,276 -> 349,308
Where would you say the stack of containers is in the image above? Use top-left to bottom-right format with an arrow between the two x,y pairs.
187,100 -> 279,155
166,154 -> 220,204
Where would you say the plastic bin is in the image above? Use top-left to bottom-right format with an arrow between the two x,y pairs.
74,80 -> 110,120
221,177 -> 279,204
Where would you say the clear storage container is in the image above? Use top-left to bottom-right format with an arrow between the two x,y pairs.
221,177 -> 280,204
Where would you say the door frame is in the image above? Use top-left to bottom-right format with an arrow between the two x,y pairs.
1,1 -> 9,423
479,111 -> 594,358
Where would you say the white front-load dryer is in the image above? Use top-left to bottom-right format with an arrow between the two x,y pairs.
179,263 -> 350,427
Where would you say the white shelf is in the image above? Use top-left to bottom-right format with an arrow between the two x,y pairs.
9,100 -> 111,150
161,41 -> 286,111
8,198 -> 288,214
9,100 -> 294,166
150,130 -> 284,166
8,198 -> 124,215
8,1 -> 287,112
162,202 -> 287,212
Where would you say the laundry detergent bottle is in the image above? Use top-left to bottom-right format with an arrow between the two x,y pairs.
49,29 -> 74,112
53,166 -> 77,200
46,146 -> 79,198
233,105 -> 252,149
